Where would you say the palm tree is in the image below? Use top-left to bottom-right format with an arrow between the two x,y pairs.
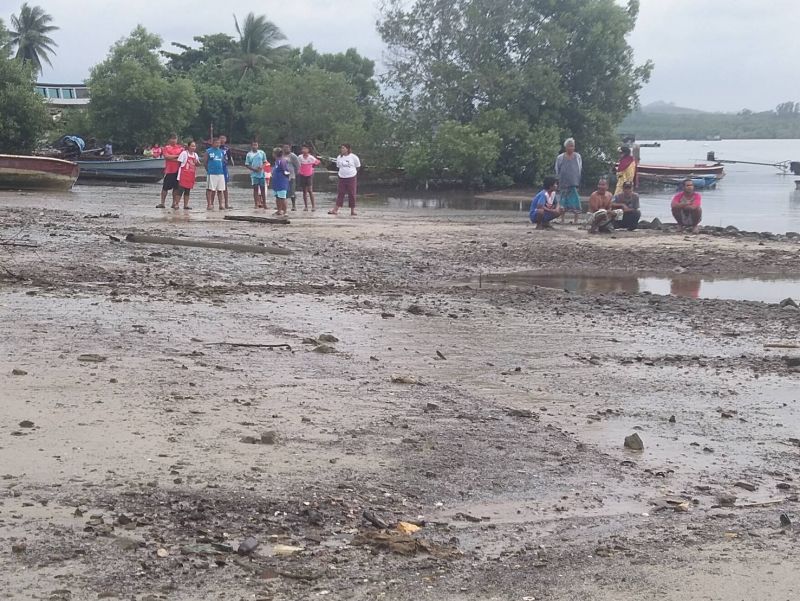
224,13 -> 288,81
6,3 -> 58,75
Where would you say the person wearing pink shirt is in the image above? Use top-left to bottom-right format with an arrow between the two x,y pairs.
671,178 -> 702,233
297,144 -> 321,211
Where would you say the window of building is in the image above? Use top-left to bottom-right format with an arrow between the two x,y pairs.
61,88 -> 75,99
35,87 -> 47,97
75,88 -> 90,99
47,88 -> 60,99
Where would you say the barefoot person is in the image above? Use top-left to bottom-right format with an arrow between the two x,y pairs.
298,144 -> 321,211
175,140 -> 200,210
157,133 -> 183,209
671,178 -> 703,233
330,144 -> 361,216
587,178 -> 621,233
282,143 -> 301,211
219,135 -> 234,210
203,137 -> 227,211
529,177 -> 563,229
245,141 -> 268,209
555,138 -> 582,224
612,181 -> 641,231
614,146 -> 636,195
271,148 -> 290,216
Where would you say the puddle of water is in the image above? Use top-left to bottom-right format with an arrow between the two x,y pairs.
361,195 -> 525,212
458,271 -> 800,303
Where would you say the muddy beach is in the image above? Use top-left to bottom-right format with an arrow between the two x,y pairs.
2,183 -> 800,601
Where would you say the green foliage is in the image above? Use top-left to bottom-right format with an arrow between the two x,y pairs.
5,2 -> 58,75
0,55 -> 49,153
49,108 -> 92,140
294,45 -> 378,104
379,0 -> 651,186
224,13 -> 289,81
620,104 -> 800,140
249,68 -> 364,151
402,121 -> 502,187
88,27 -> 199,150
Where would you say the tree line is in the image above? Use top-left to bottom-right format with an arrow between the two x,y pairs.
2,1 -> 653,188
621,103 -> 800,140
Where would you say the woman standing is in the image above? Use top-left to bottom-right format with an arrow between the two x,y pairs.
329,144 -> 361,216
554,138 -> 582,224
614,146 -> 636,195
174,140 -> 200,210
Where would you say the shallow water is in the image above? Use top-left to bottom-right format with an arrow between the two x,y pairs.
459,271 -> 800,303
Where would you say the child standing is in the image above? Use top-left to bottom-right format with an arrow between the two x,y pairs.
175,140 -> 200,210
271,148 -> 290,216
297,144 -> 321,211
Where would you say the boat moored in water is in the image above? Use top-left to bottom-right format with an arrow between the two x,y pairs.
0,154 -> 80,191
637,163 -> 725,178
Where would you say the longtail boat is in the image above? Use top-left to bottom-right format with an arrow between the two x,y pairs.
75,157 -> 165,183
0,154 -> 80,191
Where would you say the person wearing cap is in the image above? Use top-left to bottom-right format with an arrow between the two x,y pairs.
611,181 -> 641,231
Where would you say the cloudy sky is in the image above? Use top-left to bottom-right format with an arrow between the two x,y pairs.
2,0 -> 798,113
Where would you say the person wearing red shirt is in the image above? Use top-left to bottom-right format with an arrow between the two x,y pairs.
671,178 -> 703,233
157,133 -> 183,209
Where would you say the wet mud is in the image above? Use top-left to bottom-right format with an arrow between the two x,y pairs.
1,185 -> 800,600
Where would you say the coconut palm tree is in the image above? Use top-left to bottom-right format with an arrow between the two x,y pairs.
224,13 -> 288,81
6,3 -> 58,75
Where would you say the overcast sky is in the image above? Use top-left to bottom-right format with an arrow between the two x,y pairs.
2,0 -> 798,113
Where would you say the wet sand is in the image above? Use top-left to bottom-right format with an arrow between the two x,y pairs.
1,184 -> 800,600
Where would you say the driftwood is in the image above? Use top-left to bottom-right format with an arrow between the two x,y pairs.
0,241 -> 39,248
764,343 -> 800,349
124,233 -> 291,256
223,215 -> 290,225
206,342 -> 292,350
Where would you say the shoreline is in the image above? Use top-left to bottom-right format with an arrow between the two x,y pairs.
2,188 -> 800,600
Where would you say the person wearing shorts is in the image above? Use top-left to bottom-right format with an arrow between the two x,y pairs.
204,137 -> 227,210
158,133 -> 183,208
271,148 -> 290,216
245,141 -> 268,209
297,144 -> 321,211
219,135 -> 233,209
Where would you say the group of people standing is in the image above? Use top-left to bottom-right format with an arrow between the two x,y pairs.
156,134 -> 361,216
529,138 -> 703,234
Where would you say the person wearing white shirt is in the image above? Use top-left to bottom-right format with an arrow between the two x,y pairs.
329,144 -> 361,216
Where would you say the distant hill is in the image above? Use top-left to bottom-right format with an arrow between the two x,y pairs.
640,101 -> 707,115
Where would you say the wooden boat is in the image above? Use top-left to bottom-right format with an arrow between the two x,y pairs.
637,163 -> 725,178
0,154 -> 80,191
75,157 -> 165,183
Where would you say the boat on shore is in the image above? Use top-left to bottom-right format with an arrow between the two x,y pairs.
75,157 -> 165,183
637,163 -> 725,178
0,154 -> 80,191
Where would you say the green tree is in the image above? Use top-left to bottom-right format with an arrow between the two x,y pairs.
224,13 -> 289,81
88,26 -> 199,150
0,53 -> 50,153
249,67 -> 364,151
5,2 -> 58,75
378,0 -> 651,186
295,45 -> 378,104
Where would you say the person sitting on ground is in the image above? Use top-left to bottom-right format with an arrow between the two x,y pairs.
587,178 -> 621,233
529,177 -> 564,229
671,178 -> 703,233
612,181 -> 642,231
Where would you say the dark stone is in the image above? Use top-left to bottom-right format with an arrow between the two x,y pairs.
780,513 -> 792,528
668,415 -> 676,423
318,334 -> 339,343
11,368 -> 27,376
650,217 -> 662,230
260,431 -> 278,445
779,297 -> 798,308
424,402 -> 440,412
237,536 -> 259,556
782,356 -> 800,368
18,420 -> 34,428
624,433 -> 644,451
407,304 -> 426,315
734,481 -> 757,492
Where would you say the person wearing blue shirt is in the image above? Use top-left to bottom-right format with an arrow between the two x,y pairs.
529,176 -> 564,229
203,137 -> 226,211
245,141 -> 268,209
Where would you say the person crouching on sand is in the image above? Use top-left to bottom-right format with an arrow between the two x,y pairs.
529,177 -> 564,229
671,178 -> 703,233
